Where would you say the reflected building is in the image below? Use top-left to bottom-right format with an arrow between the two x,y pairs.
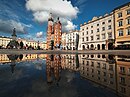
79,54 -> 117,90
116,55 -> 130,97
0,54 -> 11,63
0,54 -> 46,64
61,54 -> 79,71
0,53 -> 130,97
46,54 -> 61,84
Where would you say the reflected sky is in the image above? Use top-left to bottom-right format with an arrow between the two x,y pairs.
0,54 -> 130,97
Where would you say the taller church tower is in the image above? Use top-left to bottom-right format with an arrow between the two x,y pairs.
47,13 -> 54,50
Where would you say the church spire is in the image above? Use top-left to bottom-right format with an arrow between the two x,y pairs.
48,13 -> 54,22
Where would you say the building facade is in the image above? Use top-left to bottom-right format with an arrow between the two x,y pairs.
0,36 -> 12,48
79,54 -> 117,90
115,55 -> 130,97
46,13 -> 62,50
0,36 -> 46,49
61,32 -> 66,50
113,2 -> 130,49
65,30 -> 79,50
78,13 -> 115,50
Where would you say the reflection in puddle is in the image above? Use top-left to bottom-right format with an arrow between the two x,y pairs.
0,54 -> 130,97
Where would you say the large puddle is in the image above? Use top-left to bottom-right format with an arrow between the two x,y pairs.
0,54 -> 130,97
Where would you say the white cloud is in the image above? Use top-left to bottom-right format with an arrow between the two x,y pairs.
26,0 -> 79,19
65,20 -> 77,31
0,19 -> 31,34
33,11 -> 49,22
60,18 -> 77,32
36,31 -> 43,38
25,0 -> 79,31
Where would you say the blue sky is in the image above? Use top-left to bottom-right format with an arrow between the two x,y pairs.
0,0 -> 129,42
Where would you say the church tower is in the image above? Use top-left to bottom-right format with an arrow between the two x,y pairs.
46,13 -> 62,50
47,13 -> 54,50
54,17 -> 62,48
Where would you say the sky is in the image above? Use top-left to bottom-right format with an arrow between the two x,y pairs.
0,0 -> 129,42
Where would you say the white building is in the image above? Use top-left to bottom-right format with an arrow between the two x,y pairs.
66,30 -> 79,50
78,13 -> 115,50
61,32 -> 66,50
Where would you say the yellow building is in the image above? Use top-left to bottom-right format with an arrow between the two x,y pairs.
115,55 -> 130,97
0,36 -> 46,50
113,2 -> 130,49
0,54 -> 46,64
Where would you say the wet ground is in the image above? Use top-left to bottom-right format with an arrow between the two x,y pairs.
0,53 -> 130,97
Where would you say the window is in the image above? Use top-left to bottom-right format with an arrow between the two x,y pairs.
82,38 -> 84,42
103,72 -> 106,76
118,21 -> 123,26
118,12 -> 122,18
91,26 -> 93,28
97,62 -> 100,68
86,61 -> 89,65
118,30 -> 123,36
109,65 -> 113,71
108,33 -> 112,38
97,24 -> 99,26
97,70 -> 100,74
109,74 -> 113,78
126,28 -> 130,35
127,9 -> 130,15
103,63 -> 106,69
102,22 -> 105,25
96,35 -> 100,40
127,18 -> 130,24
120,77 -> 125,84
102,27 -> 105,31
97,28 -> 99,32
86,37 -> 88,41
108,20 -> 111,23
91,36 -> 93,41
102,34 -> 105,39
108,25 -> 111,29
128,68 -> 130,75
86,31 -> 88,35
91,62 -> 94,66
91,30 -> 93,34
82,60 -> 84,65
82,28 -> 84,31
120,87 -> 126,93
82,32 -> 84,36
86,27 -> 88,29
120,67 -> 125,73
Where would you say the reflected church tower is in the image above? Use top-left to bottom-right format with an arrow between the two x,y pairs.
46,54 -> 61,85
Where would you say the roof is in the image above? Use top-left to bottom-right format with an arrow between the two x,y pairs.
80,13 -> 112,27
